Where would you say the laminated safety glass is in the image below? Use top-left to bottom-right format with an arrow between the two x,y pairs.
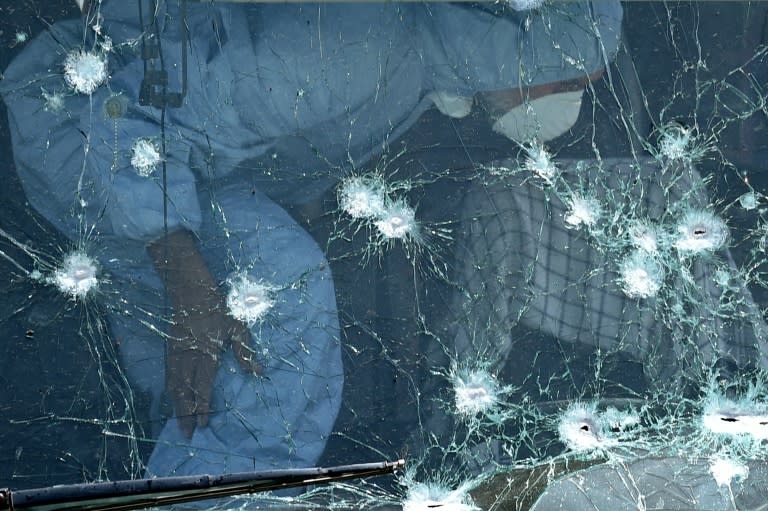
1,1 -> 768,509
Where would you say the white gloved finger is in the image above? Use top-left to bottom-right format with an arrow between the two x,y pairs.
492,89 -> 584,143
427,90 -> 473,119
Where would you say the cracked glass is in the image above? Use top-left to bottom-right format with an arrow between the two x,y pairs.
2,1 -> 768,510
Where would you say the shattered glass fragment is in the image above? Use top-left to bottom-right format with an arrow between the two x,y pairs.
739,191 -> 758,211
628,220 -> 660,254
618,250 -> 665,298
402,481 -> 480,511
505,0 -> 546,12
564,194 -> 601,229
130,138 -> 161,177
41,88 -> 65,113
338,175 -> 388,221
658,123 -> 693,161
557,402 -> 616,454
63,49 -> 107,95
701,393 -> 768,441
710,457 -> 749,487
451,367 -> 501,417
13,31 -> 28,46
522,142 -> 558,184
673,209 -> 729,254
52,251 -> 98,298
374,199 -> 418,241
226,273 -> 275,326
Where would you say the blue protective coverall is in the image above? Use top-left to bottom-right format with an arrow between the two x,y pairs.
0,0 -> 622,477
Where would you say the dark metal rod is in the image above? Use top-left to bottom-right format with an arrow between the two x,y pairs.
1,460 -> 404,511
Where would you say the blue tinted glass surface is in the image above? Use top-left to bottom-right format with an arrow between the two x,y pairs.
1,1 -> 768,509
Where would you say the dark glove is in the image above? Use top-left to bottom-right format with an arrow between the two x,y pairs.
149,229 -> 262,439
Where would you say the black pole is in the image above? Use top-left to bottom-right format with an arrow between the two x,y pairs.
0,460 -> 404,511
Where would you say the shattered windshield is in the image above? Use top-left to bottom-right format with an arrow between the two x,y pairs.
2,0 -> 768,509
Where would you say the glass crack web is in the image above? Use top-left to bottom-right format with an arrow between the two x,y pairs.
1,1 -> 768,510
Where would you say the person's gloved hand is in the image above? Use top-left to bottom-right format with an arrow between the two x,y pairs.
167,299 -> 261,439
148,229 -> 262,439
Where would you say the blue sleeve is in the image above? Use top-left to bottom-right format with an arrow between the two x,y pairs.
1,7 -> 202,243
417,1 -> 623,95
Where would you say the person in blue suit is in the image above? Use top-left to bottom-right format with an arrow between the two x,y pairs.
1,0 -> 622,478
